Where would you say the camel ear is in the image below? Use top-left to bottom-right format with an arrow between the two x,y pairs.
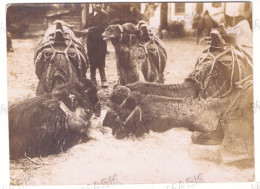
136,29 -> 143,36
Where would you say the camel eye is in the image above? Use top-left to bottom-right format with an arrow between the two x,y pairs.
68,52 -> 77,58
68,49 -> 77,58
64,33 -> 70,38
44,50 -> 54,59
47,34 -> 54,41
69,94 -> 76,103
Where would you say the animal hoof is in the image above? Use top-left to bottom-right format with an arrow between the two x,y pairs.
111,120 -> 129,139
191,131 -> 224,145
113,127 -> 128,139
103,109 -> 118,128
91,79 -> 97,86
101,81 -> 108,88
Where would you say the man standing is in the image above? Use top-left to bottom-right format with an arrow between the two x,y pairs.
84,3 -> 108,87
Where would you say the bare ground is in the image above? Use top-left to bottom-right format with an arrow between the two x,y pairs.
7,38 -> 254,185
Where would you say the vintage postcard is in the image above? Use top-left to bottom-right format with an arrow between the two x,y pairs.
6,1 -> 254,186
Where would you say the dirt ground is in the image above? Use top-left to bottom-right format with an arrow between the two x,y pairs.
7,37 -> 254,185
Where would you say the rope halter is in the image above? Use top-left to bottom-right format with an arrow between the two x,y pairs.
117,24 -> 124,42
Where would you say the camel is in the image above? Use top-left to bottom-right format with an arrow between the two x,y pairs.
103,22 -> 253,164
103,23 -> 167,85
34,21 -> 89,96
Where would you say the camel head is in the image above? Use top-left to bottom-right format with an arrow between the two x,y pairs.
103,23 -> 141,45
103,24 -> 124,42
34,20 -> 88,96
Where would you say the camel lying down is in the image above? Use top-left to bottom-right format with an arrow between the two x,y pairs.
103,75 -> 253,165
103,22 -> 254,164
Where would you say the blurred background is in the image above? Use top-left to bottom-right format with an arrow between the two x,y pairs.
6,2 -> 252,39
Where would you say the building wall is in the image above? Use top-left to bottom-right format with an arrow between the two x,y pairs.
225,2 -> 251,18
140,3 -> 161,32
7,5 -> 50,38
25,16 -> 48,37
167,2 -> 249,30
126,2 -> 251,32
47,10 -> 83,30
168,3 -> 195,30
148,4 -> 161,30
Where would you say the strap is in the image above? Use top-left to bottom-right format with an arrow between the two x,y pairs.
58,101 -> 71,115
117,24 -> 123,33
117,24 -> 124,42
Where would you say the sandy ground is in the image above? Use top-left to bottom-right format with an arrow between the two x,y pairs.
8,38 -> 254,185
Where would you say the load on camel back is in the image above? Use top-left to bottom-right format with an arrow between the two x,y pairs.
34,20 -> 89,96
103,21 -> 167,85
103,20 -> 253,165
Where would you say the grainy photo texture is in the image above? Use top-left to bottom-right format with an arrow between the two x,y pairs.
7,2 -> 253,185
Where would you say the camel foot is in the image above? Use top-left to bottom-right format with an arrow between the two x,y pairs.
191,130 -> 224,145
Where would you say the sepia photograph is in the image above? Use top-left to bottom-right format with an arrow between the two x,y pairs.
5,1 -> 254,186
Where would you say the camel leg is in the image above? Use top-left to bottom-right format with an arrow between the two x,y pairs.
191,122 -> 224,145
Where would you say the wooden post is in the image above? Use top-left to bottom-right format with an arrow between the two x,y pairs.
223,3 -> 227,27
160,3 -> 168,30
81,4 -> 89,29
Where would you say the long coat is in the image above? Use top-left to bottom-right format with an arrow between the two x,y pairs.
85,11 -> 108,69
